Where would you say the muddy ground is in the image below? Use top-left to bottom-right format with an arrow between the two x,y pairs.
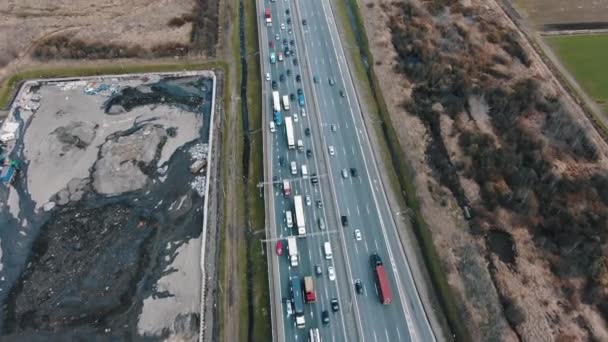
0,73 -> 215,340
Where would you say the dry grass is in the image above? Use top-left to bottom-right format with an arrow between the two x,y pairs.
514,0 -> 608,27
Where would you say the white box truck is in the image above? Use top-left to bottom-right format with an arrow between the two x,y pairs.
288,236 -> 299,267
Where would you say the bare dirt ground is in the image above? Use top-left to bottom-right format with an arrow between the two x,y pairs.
360,0 -> 608,340
0,0 -> 219,86
514,0 -> 608,27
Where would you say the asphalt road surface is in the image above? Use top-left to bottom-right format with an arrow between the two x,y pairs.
258,0 -> 438,341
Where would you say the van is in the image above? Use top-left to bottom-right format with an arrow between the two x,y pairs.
324,242 -> 332,259
290,161 -> 297,175
286,211 -> 293,228
318,218 -> 325,230
301,165 -> 308,179
269,121 -> 276,133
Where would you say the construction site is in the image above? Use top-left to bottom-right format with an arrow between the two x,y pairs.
0,71 -> 216,340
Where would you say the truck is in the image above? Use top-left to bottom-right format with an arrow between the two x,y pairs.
265,7 -> 272,26
272,91 -> 281,113
291,276 -> 306,328
298,94 -> 305,107
283,179 -> 291,197
304,276 -> 316,303
285,116 -> 295,149
370,254 -> 392,305
288,236 -> 298,267
282,95 -> 290,111
270,52 -> 276,64
294,195 -> 306,235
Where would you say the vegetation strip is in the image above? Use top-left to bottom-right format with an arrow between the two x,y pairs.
338,0 -> 471,340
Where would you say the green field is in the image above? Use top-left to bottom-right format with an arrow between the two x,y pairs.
546,34 -> 608,112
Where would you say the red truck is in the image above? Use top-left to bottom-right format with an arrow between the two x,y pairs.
304,276 -> 316,303
283,179 -> 291,197
265,8 -> 272,26
370,254 -> 392,305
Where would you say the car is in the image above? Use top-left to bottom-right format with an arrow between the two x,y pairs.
269,121 -> 276,133
318,218 -> 325,230
306,149 -> 312,158
273,175 -> 280,188
311,173 -> 318,185
296,74 -> 301,82
286,69 -> 292,76
288,29 -> 292,35
305,127 -> 311,136
272,80 -> 278,90
290,93 -> 295,101
354,279 -> 363,294
279,74 -> 285,82
313,76 -> 319,83
350,168 -> 358,177
284,49 -> 290,57
301,108 -> 306,117
283,38 -> 288,46
279,156 -> 285,167
341,169 -> 349,178
328,146 -> 335,155
290,39 -> 295,46
293,58 -> 299,66
302,19 -> 307,25
275,33 -> 280,40
331,298 -> 339,312
321,310 -> 330,325
286,300 -> 293,316
339,90 -> 345,97
265,72 -> 270,81
315,265 -> 323,276
286,17 -> 292,25
278,51 -> 283,61
328,266 -> 335,281
269,41 -> 274,48
306,195 -> 311,206
281,23 -> 285,30
354,229 -> 362,241
316,200 -> 323,208
293,113 -> 298,122
286,9 -> 290,15
341,215 -> 348,227
276,240 -> 283,256
297,88 -> 303,95
329,78 -> 335,85
331,124 -> 337,132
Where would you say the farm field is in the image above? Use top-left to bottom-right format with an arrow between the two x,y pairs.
515,0 -> 608,28
545,34 -> 608,112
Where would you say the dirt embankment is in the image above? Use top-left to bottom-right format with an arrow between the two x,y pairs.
360,0 -> 608,340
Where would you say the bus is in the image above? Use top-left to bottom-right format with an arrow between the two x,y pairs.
285,116 -> 295,149
294,195 -> 306,235
291,276 -> 305,328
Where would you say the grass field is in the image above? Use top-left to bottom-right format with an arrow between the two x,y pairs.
546,34 -> 608,113
514,0 -> 608,26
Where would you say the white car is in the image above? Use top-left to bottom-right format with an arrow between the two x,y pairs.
293,113 -> 298,122
291,161 -> 298,175
269,121 -> 276,133
301,108 -> 306,117
328,266 -> 335,281
328,146 -> 335,155
266,72 -> 270,81
305,195 -> 311,206
286,300 -> 293,316
275,33 -> 280,40
354,229 -> 362,241
281,23 -> 285,30
341,169 -> 349,178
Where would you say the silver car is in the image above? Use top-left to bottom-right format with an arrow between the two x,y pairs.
341,169 -> 349,178
328,146 -> 335,155
319,218 -> 326,230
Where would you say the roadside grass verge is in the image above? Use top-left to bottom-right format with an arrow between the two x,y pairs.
0,60 -> 226,109
335,0 -> 471,340
243,0 -> 271,339
545,34 -> 608,113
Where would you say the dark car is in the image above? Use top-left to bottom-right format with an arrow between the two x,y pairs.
321,310 -> 330,325
302,19 -> 307,25
272,80 -> 277,90
279,74 -> 285,82
316,200 -> 323,209
279,156 -> 285,167
297,88 -> 303,95
311,173 -> 318,185
290,93 -> 295,101
329,77 -> 335,85
339,90 -> 345,97
287,17 -> 291,25
350,168 -> 358,177
290,39 -> 295,46
273,175 -> 280,188
286,9 -> 290,15
286,69 -> 292,76
283,38 -> 288,46
341,215 -> 348,227
306,149 -> 312,158
354,279 -> 364,294
293,58 -> 298,66
269,41 -> 274,49
305,127 -> 311,136
296,74 -> 301,82
331,299 -> 339,312
284,49 -> 290,57
315,265 -> 323,276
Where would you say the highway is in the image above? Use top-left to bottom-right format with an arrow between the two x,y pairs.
258,0 -> 438,341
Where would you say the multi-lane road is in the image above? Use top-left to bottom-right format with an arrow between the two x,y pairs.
258,0 -> 438,341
